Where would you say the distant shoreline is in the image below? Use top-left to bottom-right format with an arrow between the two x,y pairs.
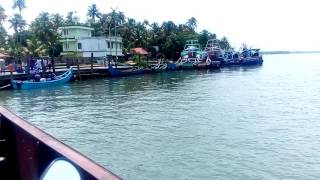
262,51 -> 320,55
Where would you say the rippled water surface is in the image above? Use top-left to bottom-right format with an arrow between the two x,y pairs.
1,54 -> 320,179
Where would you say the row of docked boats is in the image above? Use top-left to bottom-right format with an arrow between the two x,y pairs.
10,39 -> 263,89
108,39 -> 263,77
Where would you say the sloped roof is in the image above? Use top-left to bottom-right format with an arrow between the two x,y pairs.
131,48 -> 148,55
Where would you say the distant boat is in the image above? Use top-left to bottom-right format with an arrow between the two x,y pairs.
203,39 -> 223,68
222,50 -> 241,66
240,48 -> 263,66
11,68 -> 73,90
179,40 -> 202,69
108,62 -> 144,77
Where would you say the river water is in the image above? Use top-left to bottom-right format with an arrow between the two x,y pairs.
1,54 -> 320,179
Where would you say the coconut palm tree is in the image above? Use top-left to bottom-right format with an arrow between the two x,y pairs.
87,4 -> 100,23
219,36 -> 231,50
12,0 -> 26,16
9,14 -> 26,34
65,11 -> 79,25
51,13 -> 64,30
22,37 -> 47,57
0,5 -> 7,26
186,17 -> 197,31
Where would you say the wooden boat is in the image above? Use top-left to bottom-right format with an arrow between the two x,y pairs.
0,106 -> 121,179
11,68 -> 73,90
180,40 -> 202,69
240,48 -> 263,66
108,63 -> 144,77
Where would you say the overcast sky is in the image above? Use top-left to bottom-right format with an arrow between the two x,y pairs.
1,0 -> 319,51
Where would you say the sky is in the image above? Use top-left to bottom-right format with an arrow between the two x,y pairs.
1,0 -> 320,51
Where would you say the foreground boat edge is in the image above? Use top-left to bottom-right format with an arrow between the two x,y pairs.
0,106 -> 122,180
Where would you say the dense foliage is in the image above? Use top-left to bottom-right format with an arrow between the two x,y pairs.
0,2 -> 231,60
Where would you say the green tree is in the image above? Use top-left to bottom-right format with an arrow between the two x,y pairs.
198,30 -> 217,48
0,26 -> 7,49
12,0 -> 26,16
22,36 -> 47,57
0,5 -> 7,49
0,5 -> 7,25
51,13 -> 64,30
87,4 -> 100,23
186,17 -> 197,31
9,14 -> 26,34
219,36 -> 231,50
65,11 -> 80,25
30,12 -> 62,57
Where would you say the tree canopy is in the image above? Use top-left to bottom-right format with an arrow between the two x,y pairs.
1,2 -> 232,60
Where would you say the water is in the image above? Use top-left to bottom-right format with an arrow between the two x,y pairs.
1,54 -> 320,179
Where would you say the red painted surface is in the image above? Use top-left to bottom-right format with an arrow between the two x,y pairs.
0,106 -> 122,180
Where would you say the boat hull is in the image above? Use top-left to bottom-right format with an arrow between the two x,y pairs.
108,64 -> 144,77
11,68 -> 73,90
181,62 -> 194,69
241,57 -> 263,66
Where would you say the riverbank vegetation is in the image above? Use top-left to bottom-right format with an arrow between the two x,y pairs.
0,1 -> 231,61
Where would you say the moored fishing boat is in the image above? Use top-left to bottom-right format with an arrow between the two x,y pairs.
240,48 -> 263,66
179,40 -> 202,69
166,60 -> 179,70
223,50 -> 241,66
204,39 -> 223,68
108,61 -> 144,77
11,68 -> 73,90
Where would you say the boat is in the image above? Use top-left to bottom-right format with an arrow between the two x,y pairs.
166,60 -> 179,70
223,50 -> 241,66
203,39 -> 223,68
108,62 -> 144,77
0,106 -> 121,179
11,68 -> 73,90
149,59 -> 167,73
179,40 -> 202,69
240,48 -> 263,66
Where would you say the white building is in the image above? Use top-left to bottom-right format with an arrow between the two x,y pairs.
59,26 -> 123,58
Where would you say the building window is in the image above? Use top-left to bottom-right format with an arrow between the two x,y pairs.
107,42 -> 110,48
78,43 -> 82,50
65,42 -> 69,50
111,42 -> 114,48
63,29 -> 68,36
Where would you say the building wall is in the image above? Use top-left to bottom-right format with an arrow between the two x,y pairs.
60,27 -> 124,57
106,36 -> 123,56
61,28 -> 92,39
62,41 -> 77,52
74,29 -> 91,38
77,38 -> 107,52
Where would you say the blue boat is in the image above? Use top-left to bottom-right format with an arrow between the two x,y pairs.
222,50 -> 241,66
240,48 -> 263,66
166,61 -> 179,70
11,68 -> 73,90
108,63 -> 144,77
